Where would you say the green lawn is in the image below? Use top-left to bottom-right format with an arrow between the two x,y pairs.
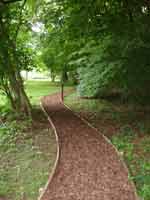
0,80 -> 60,109
0,91 -> 7,107
65,92 -> 150,200
25,80 -> 60,105
0,80 -> 72,108
0,80 -> 61,200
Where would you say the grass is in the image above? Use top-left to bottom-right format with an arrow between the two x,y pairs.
0,80 -> 61,108
1,81 -> 149,199
0,80 -> 61,200
25,80 -> 60,105
0,91 -> 7,106
0,118 -> 57,200
0,80 -> 72,108
65,92 -> 150,200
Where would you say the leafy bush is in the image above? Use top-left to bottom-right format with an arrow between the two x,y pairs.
70,39 -> 120,97
70,20 -> 150,104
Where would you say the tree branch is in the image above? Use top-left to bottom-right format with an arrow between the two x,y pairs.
14,0 -> 27,40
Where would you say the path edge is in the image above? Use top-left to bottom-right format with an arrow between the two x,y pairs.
63,102 -> 140,200
38,100 -> 60,200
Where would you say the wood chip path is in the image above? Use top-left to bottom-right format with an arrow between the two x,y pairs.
39,93 -> 138,200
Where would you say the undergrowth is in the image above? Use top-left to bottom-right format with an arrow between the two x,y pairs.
0,116 -> 56,200
0,81 -> 58,200
112,129 -> 150,200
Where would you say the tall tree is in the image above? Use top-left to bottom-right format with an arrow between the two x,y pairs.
41,0 -> 150,102
0,0 -> 33,115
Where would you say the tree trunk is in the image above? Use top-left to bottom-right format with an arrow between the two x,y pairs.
0,11 -> 32,117
61,82 -> 64,102
3,82 -> 17,110
51,73 -> 56,82
62,67 -> 68,83
8,70 -> 32,117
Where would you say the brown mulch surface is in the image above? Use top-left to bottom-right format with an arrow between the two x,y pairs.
40,93 -> 138,200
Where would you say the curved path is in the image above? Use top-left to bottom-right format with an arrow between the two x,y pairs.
40,93 -> 138,200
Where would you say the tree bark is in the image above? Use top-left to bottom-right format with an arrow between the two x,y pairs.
3,81 -> 17,110
51,72 -> 56,82
61,82 -> 64,102
8,70 -> 32,117
0,0 -> 32,117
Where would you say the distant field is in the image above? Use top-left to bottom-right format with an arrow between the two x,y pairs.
0,80 -> 61,107
25,80 -> 60,105
0,80 -> 73,107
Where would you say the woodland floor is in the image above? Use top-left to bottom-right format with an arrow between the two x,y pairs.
40,93 -> 138,200
0,109 -> 57,200
0,81 -> 59,200
65,93 -> 150,200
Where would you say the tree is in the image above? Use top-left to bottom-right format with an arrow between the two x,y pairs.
0,1 -> 33,115
41,0 -> 150,103
39,1 -> 80,84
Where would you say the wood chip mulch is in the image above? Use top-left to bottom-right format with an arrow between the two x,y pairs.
40,93 -> 138,200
